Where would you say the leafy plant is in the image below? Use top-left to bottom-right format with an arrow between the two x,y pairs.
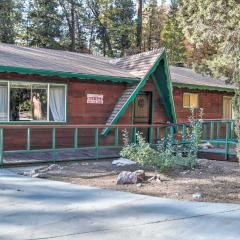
120,108 -> 203,172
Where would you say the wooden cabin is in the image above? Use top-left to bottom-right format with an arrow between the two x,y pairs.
0,44 -> 175,151
0,43 -> 235,162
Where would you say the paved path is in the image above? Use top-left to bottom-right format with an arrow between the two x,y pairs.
0,168 -> 240,240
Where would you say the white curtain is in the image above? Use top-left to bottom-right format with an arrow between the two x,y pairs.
49,86 -> 66,121
0,85 -> 8,121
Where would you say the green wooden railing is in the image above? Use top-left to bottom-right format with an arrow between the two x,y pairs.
0,119 -> 238,166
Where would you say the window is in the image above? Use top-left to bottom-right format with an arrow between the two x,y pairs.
0,81 -> 66,122
183,93 -> 199,108
223,96 -> 233,119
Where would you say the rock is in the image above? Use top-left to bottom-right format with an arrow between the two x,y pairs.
192,192 -> 204,199
22,164 -> 62,178
112,158 -> 136,167
134,170 -> 145,182
116,171 -> 138,184
136,183 -> 142,187
148,175 -> 162,183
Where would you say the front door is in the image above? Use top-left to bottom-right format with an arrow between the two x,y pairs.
133,92 -> 152,140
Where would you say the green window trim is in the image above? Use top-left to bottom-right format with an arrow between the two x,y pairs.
0,80 -> 68,124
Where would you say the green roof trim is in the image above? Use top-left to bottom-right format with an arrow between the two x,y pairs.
0,65 -> 140,83
172,82 -> 235,93
102,51 -> 176,136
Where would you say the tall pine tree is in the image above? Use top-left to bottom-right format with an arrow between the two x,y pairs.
0,0 -> 23,43
161,0 -> 186,65
142,0 -> 166,51
27,0 -> 63,49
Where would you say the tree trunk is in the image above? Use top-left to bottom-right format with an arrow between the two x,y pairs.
70,0 -> 75,51
136,0 -> 143,50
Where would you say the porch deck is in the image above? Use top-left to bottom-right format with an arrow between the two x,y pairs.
0,120 -> 238,166
3,147 -> 121,165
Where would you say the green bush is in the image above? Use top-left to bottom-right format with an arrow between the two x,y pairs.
120,108 -> 203,172
120,129 -> 174,172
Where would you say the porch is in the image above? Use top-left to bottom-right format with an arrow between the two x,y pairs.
0,119 -> 238,166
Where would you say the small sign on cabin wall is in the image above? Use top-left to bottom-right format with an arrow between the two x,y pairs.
87,94 -> 104,104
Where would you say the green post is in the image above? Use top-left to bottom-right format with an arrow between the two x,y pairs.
182,124 -> 186,142
216,122 -> 220,140
132,127 -> 137,143
156,127 -> 160,143
216,122 -> 220,147
225,122 -> 230,160
52,128 -> 56,163
27,128 -> 31,151
115,127 -> 119,146
210,122 -> 214,140
149,126 -> 153,144
95,127 -> 99,160
170,126 -> 174,145
163,127 -> 167,145
74,128 -> 78,149
0,128 -> 3,167
203,123 -> 207,140
230,121 -> 234,140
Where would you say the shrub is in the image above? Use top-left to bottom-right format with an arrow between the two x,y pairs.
120,108 -> 203,172
120,129 -> 174,172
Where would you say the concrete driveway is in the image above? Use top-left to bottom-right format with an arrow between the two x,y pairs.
0,168 -> 240,240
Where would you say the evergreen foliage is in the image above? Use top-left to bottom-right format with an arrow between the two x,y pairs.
179,0 -> 240,160
27,0 -> 63,49
0,0 -> 23,43
161,0 -> 186,65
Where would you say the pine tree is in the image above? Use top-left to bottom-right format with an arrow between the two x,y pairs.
179,0 -> 240,80
179,0 -> 240,159
27,0 -> 63,49
0,0 -> 23,44
142,0 -> 166,51
161,0 -> 186,65
109,0 -> 136,56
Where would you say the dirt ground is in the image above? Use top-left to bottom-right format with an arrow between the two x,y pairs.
38,159 -> 240,203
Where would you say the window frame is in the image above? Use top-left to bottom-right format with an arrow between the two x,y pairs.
183,92 -> 199,109
0,80 -> 67,124
223,96 -> 233,119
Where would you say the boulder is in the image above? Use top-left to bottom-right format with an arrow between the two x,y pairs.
116,170 -> 145,185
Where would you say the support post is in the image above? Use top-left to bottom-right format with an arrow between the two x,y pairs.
149,126 -> 153,144
182,124 -> 186,143
170,126 -> 174,145
74,128 -> 78,149
203,123 -> 207,140
156,127 -> 160,143
210,122 -> 214,140
95,128 -> 99,160
52,128 -> 56,163
0,128 -> 3,167
27,128 -> 31,151
225,122 -> 230,160
132,127 -> 137,143
115,127 -> 119,146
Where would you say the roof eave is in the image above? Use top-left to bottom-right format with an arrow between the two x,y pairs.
0,65 -> 140,83
172,82 -> 235,93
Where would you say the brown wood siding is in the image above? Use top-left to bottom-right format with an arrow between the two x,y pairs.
173,87 -> 234,122
1,73 -> 168,150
